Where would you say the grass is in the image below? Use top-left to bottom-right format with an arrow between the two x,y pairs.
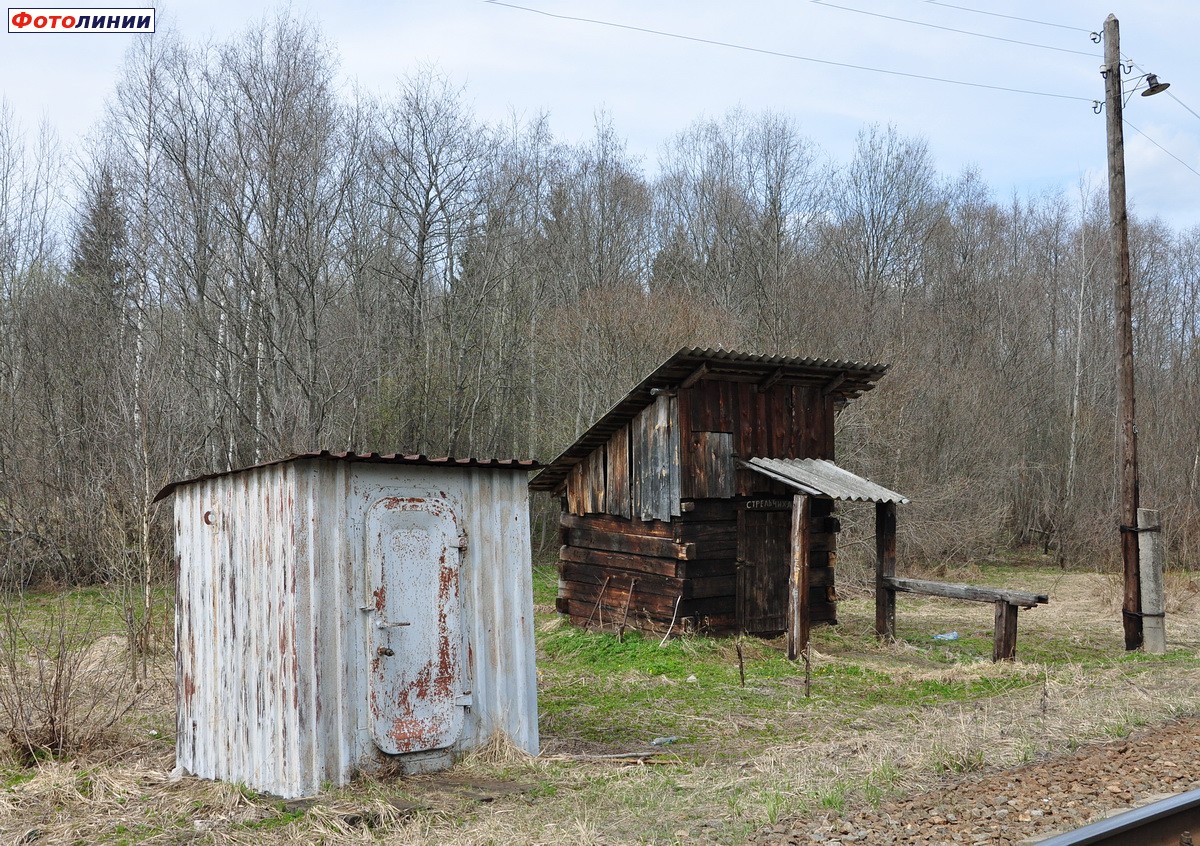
2,563 -> 1200,844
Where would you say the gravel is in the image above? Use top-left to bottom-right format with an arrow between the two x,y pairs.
749,716 -> 1200,846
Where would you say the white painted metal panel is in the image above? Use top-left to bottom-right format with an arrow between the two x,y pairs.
175,463 -> 314,797
456,469 -> 539,756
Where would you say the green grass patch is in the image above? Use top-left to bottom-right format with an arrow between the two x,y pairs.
536,614 -> 1042,750
532,563 -> 558,607
1,767 -> 36,789
238,808 -> 307,831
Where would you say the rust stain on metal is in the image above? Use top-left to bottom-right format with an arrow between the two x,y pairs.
382,496 -> 426,510
373,584 -> 386,612
386,714 -> 450,751
434,561 -> 458,698
438,554 -> 453,599
411,664 -> 431,700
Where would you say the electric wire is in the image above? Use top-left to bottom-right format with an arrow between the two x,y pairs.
1164,92 -> 1200,126
1124,119 -> 1200,182
812,0 -> 1098,57
915,0 -> 1092,34
486,0 -> 1199,187
484,1 -> 1092,102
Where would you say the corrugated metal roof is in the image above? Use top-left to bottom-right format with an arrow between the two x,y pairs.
743,457 -> 909,504
155,450 -> 541,502
529,347 -> 888,492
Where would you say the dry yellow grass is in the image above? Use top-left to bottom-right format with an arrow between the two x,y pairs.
1,569 -> 1198,845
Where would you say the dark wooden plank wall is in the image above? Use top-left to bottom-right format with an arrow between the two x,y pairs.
565,395 -> 681,522
806,498 -> 838,624
631,394 -> 681,522
687,431 -> 735,499
678,380 -> 835,498
565,378 -> 831,518
557,375 -> 839,634
737,508 -> 792,634
582,445 -> 606,514
606,427 -> 631,518
734,498 -> 837,634
565,461 -> 586,516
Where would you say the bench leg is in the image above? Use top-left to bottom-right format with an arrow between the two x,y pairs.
993,601 -> 1019,661
875,502 -> 897,641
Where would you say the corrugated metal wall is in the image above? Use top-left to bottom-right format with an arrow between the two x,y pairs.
174,459 -> 537,799
457,469 -> 538,755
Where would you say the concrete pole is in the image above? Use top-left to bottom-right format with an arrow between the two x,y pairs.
1138,508 -> 1166,654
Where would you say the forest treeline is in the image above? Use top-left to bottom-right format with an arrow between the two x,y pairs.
3,14 -> 1200,593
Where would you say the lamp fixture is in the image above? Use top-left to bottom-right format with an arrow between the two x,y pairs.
1141,73 -> 1170,96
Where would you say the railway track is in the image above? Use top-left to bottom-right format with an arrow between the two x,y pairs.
1036,788 -> 1200,845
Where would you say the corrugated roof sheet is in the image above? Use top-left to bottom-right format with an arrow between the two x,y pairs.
155,450 -> 541,502
744,457 -> 909,504
529,347 -> 888,492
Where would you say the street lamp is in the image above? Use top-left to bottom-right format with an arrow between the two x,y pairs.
1099,13 -> 1168,651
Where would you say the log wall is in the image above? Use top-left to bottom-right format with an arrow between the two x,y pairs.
557,497 -> 839,635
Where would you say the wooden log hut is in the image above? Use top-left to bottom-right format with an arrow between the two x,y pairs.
530,348 -> 909,649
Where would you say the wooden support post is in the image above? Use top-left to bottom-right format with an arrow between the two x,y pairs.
787,494 -> 810,661
993,601 -> 1019,661
875,501 -> 897,641
1138,507 -> 1166,654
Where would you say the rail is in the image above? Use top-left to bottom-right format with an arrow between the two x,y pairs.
1035,788 -> 1200,845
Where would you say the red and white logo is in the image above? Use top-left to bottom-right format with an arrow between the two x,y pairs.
7,7 -> 155,32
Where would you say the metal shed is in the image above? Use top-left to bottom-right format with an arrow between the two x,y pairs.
156,451 -> 541,799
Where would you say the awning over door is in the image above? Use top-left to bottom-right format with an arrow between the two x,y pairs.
742,458 -> 909,504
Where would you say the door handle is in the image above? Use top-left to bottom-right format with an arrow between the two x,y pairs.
375,621 -> 411,629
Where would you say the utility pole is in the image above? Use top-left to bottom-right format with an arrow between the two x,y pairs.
1102,13 -> 1141,651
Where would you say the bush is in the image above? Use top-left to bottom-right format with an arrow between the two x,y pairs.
0,592 -> 139,764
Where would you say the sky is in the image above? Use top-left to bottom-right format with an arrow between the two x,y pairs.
2,0 -> 1199,229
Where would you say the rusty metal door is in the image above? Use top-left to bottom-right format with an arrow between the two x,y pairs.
736,506 -> 791,635
366,497 -> 467,755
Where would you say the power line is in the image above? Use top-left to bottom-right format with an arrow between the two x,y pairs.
812,0 -> 1098,58
1164,92 -> 1200,126
1124,118 -> 1200,182
484,1 -> 1093,103
916,0 -> 1092,34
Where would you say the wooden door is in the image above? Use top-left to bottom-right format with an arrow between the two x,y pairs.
736,506 -> 792,635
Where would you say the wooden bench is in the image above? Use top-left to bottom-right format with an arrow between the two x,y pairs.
878,576 -> 1049,661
